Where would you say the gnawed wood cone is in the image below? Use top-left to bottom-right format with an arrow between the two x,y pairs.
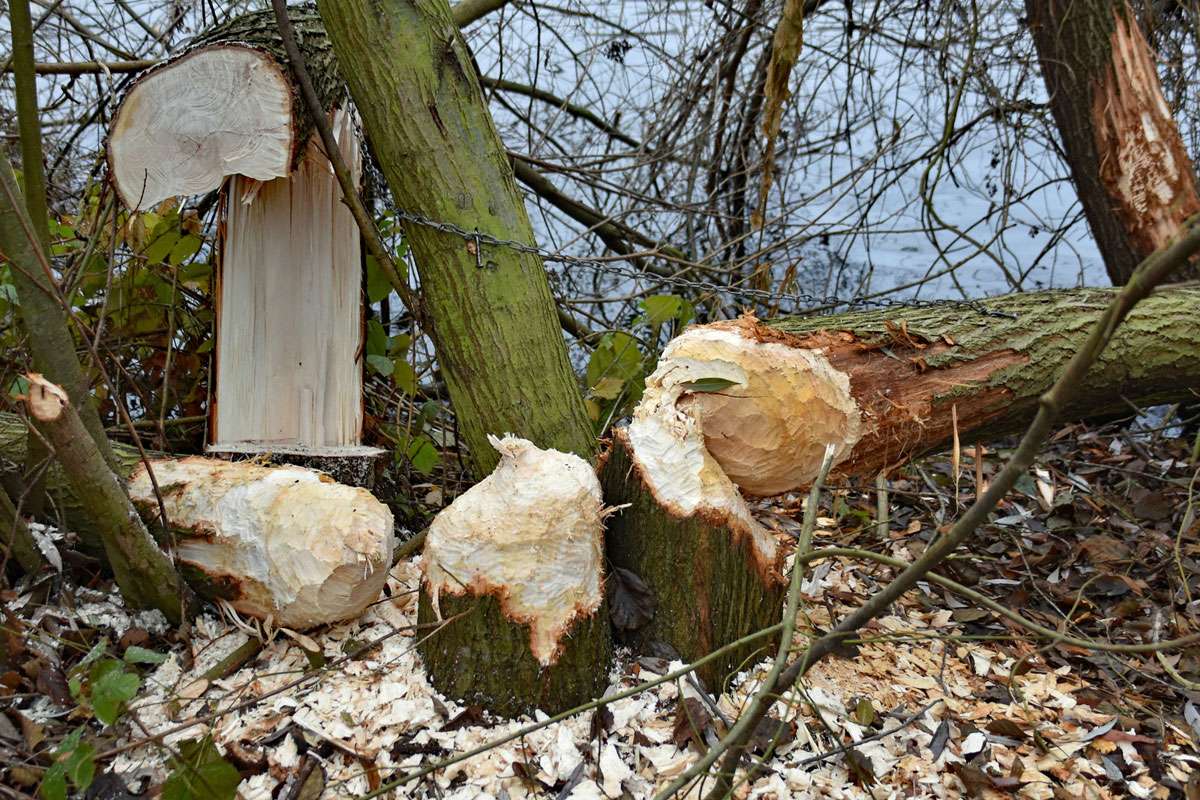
604,285 -> 1200,689
418,435 -> 611,716
127,458 -> 394,629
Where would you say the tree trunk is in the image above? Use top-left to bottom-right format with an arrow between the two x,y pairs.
0,487 -> 44,574
317,0 -> 596,476
1026,0 -> 1200,284
0,147 -> 113,463
602,283 -> 1200,689
416,436 -> 611,716
21,376 -> 189,623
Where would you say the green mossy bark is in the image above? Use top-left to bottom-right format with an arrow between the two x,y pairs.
417,587 -> 611,717
600,431 -> 784,692
0,412 -> 142,545
772,284 -> 1200,447
25,385 -> 188,623
318,0 -> 596,476
0,153 -> 113,464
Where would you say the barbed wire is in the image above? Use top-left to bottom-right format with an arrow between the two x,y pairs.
388,207 -> 1020,320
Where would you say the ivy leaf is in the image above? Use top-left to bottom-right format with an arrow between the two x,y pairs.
367,354 -> 393,376
123,646 -> 167,665
63,741 -> 95,792
162,738 -> 240,800
365,255 -> 395,303
406,436 -> 439,474
590,375 -> 626,400
89,660 -> 139,726
40,762 -> 67,800
366,319 -> 388,357
142,231 -> 180,264
681,377 -> 739,394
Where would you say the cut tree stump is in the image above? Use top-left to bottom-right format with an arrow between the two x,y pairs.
417,436 -> 611,716
106,6 -> 383,479
603,284 -> 1200,690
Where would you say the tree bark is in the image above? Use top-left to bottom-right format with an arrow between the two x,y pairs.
21,376 -> 188,623
317,0 -> 597,476
0,146 -> 113,464
1026,0 -> 1200,284
601,432 -> 783,691
416,436 -> 611,716
602,283 -> 1200,689
0,486 -> 45,574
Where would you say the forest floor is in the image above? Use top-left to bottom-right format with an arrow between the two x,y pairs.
1,414 -> 1198,799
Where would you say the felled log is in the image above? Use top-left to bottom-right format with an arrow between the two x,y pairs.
603,284 -> 1200,689
417,436 -> 611,716
0,412 -> 393,628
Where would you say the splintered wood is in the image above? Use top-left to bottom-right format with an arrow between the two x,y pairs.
213,108 -> 363,449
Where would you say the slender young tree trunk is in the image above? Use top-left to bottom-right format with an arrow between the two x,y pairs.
0,487 -> 44,574
1026,0 -> 1200,284
21,376 -> 188,623
317,0 -> 596,475
8,0 -> 104,513
0,157 -> 114,463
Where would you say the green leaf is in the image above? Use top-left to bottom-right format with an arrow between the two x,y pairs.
392,360 -> 417,395
365,255 -> 399,303
163,738 -> 240,800
366,319 -> 388,357
167,234 -> 203,266
387,333 -> 412,358
586,332 -> 643,389
367,354 -> 393,376
406,436 -> 439,474
40,762 -> 66,800
63,741 -> 95,792
89,660 -> 139,726
681,377 -> 740,394
590,375 -> 626,400
639,295 -> 683,326
143,231 -> 180,264
124,646 -> 167,665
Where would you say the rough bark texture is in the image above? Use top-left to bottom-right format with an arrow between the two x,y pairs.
0,486 -> 44,574
0,154 -> 113,463
417,590 -> 611,717
768,284 -> 1200,479
1026,0 -> 1200,284
600,430 -> 784,691
318,0 -> 596,475
22,377 -> 188,623
599,284 -> 1199,689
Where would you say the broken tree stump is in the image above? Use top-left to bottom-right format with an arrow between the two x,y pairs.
106,6 -> 383,479
417,436 -> 611,716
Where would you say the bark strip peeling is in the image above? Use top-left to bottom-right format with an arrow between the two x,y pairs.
1093,9 -> 1200,259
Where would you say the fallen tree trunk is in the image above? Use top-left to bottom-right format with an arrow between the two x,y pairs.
603,283 -> 1200,689
417,437 -> 611,716
0,411 -> 393,628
